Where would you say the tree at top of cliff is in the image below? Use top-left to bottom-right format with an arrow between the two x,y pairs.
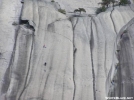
96,0 -> 109,14
74,8 -> 86,14
98,0 -> 119,8
96,0 -> 119,14
79,8 -> 86,12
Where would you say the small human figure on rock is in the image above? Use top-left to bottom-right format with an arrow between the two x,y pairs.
43,44 -> 46,48
44,62 -> 47,66
74,48 -> 77,53
111,80 -> 115,85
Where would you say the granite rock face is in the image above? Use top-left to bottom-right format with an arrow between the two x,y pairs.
0,0 -> 134,100
106,18 -> 134,99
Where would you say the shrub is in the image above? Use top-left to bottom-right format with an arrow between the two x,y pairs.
96,0 -> 130,15
98,0 -> 110,8
58,9 -> 66,14
96,0 -> 110,14
96,6 -> 106,14
74,8 -> 86,14
79,8 -> 86,12
119,0 -> 131,6
74,9 -> 79,13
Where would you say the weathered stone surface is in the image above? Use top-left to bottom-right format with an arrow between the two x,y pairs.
0,0 -> 134,100
0,0 -> 22,90
106,18 -> 134,99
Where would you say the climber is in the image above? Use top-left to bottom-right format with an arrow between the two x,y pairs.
43,44 -> 46,48
116,49 -> 120,52
74,48 -> 77,53
44,62 -> 47,66
115,65 -> 118,69
115,63 -> 119,69
111,80 -> 115,85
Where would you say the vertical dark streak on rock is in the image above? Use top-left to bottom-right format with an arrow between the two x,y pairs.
110,7 -> 117,35
18,34 -> 34,100
72,47 -> 76,100
24,1 -> 41,91
90,18 -> 96,100
72,17 -> 79,100
73,17 -> 79,31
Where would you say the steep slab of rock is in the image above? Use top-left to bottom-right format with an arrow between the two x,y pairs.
0,0 -> 134,100
106,18 -> 134,99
